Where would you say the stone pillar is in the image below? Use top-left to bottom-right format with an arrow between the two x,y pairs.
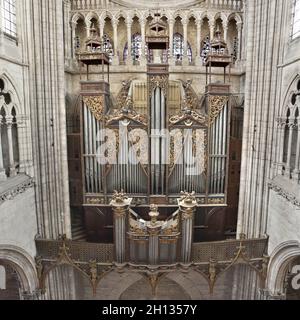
110,192 -> 132,264
6,116 -> 16,177
178,193 -> 197,264
112,18 -> 119,65
292,123 -> 300,180
195,18 -> 202,66
71,21 -> 77,59
286,119 -> 296,176
169,18 -> 175,65
126,20 -> 132,65
276,117 -> 286,174
237,22 -> 243,61
209,18 -> 215,40
15,115 -> 27,174
222,19 -> 228,44
140,18 -> 146,65
86,20 -> 91,38
0,115 -> 7,181
182,17 -> 189,66
64,0 -> 71,64
99,21 -> 105,39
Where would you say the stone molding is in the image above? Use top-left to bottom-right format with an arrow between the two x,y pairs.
0,177 -> 34,206
268,181 -> 300,208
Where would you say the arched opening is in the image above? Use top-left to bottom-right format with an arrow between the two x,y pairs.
227,19 -> 239,62
172,33 -> 192,63
0,263 -> 22,300
11,107 -> 19,172
123,33 -> 142,64
282,108 -> 290,169
201,17 -> 210,64
291,108 -> 299,171
119,276 -> 191,300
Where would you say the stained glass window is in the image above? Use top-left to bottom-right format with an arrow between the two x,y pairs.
173,33 -> 192,63
123,33 -> 143,62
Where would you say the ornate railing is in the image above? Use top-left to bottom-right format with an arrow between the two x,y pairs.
70,0 -> 244,11
192,237 -> 268,263
35,238 -> 114,263
35,234 -> 269,296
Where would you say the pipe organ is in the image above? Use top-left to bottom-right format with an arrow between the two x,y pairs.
72,15 -> 234,245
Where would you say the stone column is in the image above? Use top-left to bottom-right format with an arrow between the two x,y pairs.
64,0 -> 71,64
15,115 -> 27,174
209,17 -> 215,40
100,20 -> 105,39
286,119 -> 296,176
169,18 -> 175,65
292,123 -> 300,180
126,20 -> 132,65
223,25 -> 228,44
86,20 -> 91,38
140,18 -> 146,65
6,116 -> 16,177
182,17 -> 189,66
237,22 -> 243,61
195,18 -> 202,66
110,192 -> 132,264
276,117 -> 286,175
71,21 -> 77,59
112,18 -> 119,65
178,193 -> 197,264
0,115 -> 7,181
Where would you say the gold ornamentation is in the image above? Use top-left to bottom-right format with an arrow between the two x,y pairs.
209,96 -> 229,125
116,80 -> 132,109
106,106 -> 148,126
169,108 -> 208,127
83,96 -> 104,121
180,191 -> 197,205
112,190 -> 128,204
208,198 -> 225,205
149,75 -> 169,97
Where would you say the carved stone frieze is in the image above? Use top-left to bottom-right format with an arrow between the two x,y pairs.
0,177 -> 35,205
268,182 -> 300,208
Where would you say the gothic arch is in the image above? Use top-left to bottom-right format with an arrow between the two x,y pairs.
0,245 -> 38,294
0,72 -> 21,115
85,11 -> 100,25
267,241 -> 300,296
70,12 -> 85,25
281,74 -> 300,115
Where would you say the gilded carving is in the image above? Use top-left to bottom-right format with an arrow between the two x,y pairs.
169,108 -> 207,126
209,96 -> 229,125
106,105 -> 148,126
149,75 -> 169,97
83,96 -> 104,121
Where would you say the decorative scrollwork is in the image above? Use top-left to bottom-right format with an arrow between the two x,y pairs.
83,96 -> 104,121
209,95 -> 229,125
149,75 -> 169,97
106,105 -> 148,126
169,108 -> 208,127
